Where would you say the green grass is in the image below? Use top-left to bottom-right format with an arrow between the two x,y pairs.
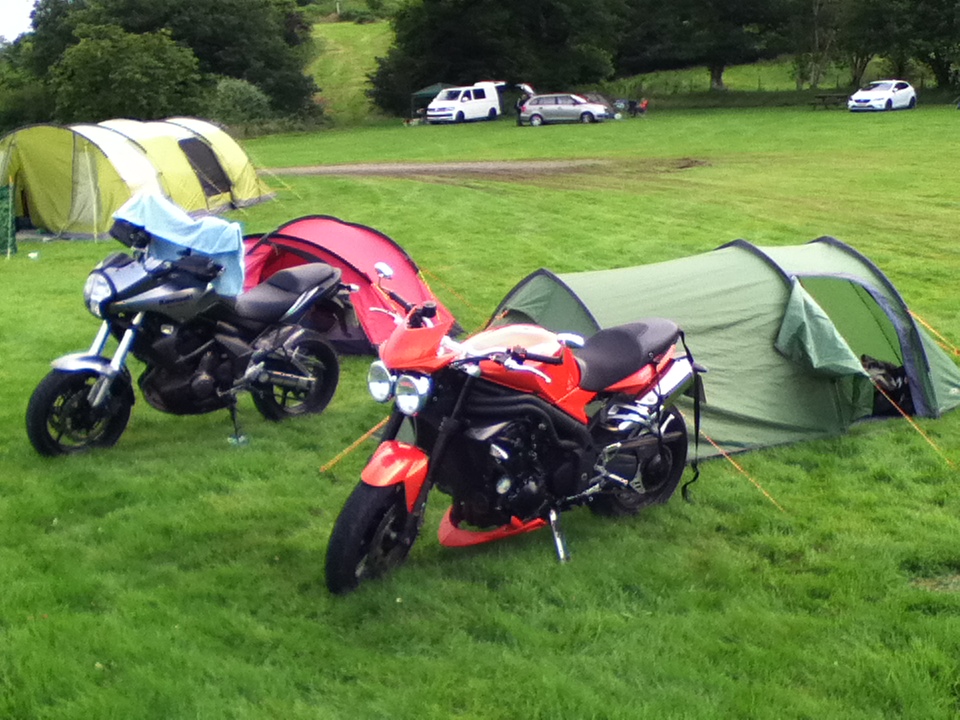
309,21 -> 393,126
4,107 -> 960,718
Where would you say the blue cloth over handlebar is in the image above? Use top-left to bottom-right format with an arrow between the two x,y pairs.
113,193 -> 244,296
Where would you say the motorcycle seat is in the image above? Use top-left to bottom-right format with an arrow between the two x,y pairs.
233,264 -> 342,323
574,319 -> 680,392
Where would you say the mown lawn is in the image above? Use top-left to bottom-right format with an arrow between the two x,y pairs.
2,106 -> 960,719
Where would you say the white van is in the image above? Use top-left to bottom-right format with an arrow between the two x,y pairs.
426,82 -> 504,123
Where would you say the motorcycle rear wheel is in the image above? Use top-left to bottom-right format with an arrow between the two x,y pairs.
26,370 -> 132,456
590,407 -> 688,517
325,483 -> 413,594
251,333 -> 339,421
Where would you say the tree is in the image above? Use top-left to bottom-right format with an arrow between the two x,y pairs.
29,0 -> 317,116
50,24 -> 203,122
910,0 -> 960,87
369,0 -> 624,116
617,0 -> 788,89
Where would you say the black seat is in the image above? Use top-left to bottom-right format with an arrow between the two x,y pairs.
233,264 -> 342,323
574,319 -> 680,392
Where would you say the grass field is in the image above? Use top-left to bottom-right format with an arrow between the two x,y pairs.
3,107 -> 960,718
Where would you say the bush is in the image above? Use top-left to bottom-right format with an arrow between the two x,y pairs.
204,77 -> 275,125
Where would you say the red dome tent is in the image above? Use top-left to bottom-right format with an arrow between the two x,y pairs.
244,215 -> 457,353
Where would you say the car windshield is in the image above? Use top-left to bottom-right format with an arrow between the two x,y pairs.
864,82 -> 893,91
439,90 -> 462,101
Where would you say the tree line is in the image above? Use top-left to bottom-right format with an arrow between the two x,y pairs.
2,0 -> 959,130
0,0 -> 320,132
371,0 -> 960,115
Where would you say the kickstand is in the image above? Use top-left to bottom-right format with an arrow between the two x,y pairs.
548,508 -> 571,563
227,402 -> 248,446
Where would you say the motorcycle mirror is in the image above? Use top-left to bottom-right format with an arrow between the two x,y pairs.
374,262 -> 395,280
556,333 -> 585,348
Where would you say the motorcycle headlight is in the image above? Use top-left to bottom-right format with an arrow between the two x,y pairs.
83,271 -> 114,318
395,374 -> 432,416
367,360 -> 395,403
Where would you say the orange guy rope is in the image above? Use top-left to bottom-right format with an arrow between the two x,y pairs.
320,416 -> 389,473
910,310 -> 960,356
872,380 -> 955,468
702,433 -> 787,513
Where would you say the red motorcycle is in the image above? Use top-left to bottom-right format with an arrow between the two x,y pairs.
325,264 -> 704,594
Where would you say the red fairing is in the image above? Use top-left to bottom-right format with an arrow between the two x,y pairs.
437,507 -> 546,547
379,315 -> 458,372
361,440 -> 429,511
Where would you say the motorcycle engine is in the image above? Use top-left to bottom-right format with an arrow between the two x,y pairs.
446,419 -> 575,529
138,323 -> 235,414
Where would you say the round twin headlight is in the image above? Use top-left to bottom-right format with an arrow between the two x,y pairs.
367,361 -> 395,403
395,374 -> 432,416
83,271 -> 114,318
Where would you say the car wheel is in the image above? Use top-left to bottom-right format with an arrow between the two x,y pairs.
885,99 -> 893,111
909,97 -> 917,109
455,111 -> 465,123
488,108 -> 497,120
580,112 -> 595,124
529,114 -> 544,127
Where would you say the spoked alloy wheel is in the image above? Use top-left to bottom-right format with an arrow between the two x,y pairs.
580,112 -> 595,123
590,407 -> 688,517
529,114 -> 544,127
325,484 -> 413,594
25,370 -> 132,456
251,333 -> 339,421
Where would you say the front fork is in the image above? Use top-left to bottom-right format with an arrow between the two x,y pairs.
51,313 -> 143,409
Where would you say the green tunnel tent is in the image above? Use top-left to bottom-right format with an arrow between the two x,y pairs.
0,118 -> 272,237
490,237 -> 960,457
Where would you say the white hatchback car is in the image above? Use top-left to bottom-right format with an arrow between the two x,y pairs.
847,80 -> 917,111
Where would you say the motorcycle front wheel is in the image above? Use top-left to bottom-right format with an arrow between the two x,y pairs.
590,406 -> 688,517
26,370 -> 132,456
251,333 -> 339,421
325,483 -> 413,595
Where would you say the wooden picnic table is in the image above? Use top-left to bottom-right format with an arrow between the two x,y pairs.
812,93 -> 849,109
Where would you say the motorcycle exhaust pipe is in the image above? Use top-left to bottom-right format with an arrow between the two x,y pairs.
260,369 -> 314,391
636,357 -> 697,410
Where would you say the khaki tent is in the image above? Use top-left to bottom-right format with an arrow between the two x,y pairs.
0,118 -> 271,237
490,237 -> 960,457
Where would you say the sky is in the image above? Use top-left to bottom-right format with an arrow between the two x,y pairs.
1,0 -> 36,43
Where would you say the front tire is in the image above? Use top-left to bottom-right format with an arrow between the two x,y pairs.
251,332 -> 339,421
590,407 -> 688,517
325,484 -> 413,594
26,370 -> 132,456
580,112 -> 595,123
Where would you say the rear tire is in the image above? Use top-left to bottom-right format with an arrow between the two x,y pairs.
908,97 -> 917,109
590,407 -> 687,517
530,114 -> 544,127
26,370 -> 132,456
325,484 -> 413,594
251,332 -> 339,421
488,108 -> 497,120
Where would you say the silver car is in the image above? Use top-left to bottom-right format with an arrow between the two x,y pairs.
518,93 -> 614,126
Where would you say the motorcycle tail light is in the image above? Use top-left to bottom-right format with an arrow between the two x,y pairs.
395,374 -> 432,416
367,360 -> 395,403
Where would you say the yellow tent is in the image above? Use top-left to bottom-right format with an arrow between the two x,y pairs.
0,118 -> 272,237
